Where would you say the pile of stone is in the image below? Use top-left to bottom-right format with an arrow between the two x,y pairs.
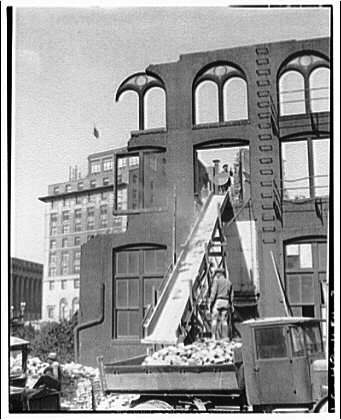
142,339 -> 242,366
25,356 -> 137,410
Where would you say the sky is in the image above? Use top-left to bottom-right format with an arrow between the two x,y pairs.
12,6 -> 331,263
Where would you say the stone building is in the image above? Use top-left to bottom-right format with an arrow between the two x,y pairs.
10,257 -> 43,321
39,148 -> 126,321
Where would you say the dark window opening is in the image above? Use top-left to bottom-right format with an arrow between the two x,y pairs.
194,145 -> 250,206
115,150 -> 166,212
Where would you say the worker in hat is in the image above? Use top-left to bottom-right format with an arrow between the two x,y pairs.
46,352 -> 62,385
219,164 -> 234,194
208,268 -> 233,340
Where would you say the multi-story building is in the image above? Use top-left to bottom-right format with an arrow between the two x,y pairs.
10,257 -> 43,321
39,148 -> 126,321
77,37 -> 330,366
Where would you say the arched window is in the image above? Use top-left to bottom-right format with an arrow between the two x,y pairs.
279,71 -> 305,116
195,81 -> 219,124
116,72 -> 166,131
59,298 -> 68,321
309,67 -> 330,113
278,53 -> 330,116
119,90 -> 139,132
193,63 -> 248,125
72,297 -> 79,314
144,87 -> 166,129
223,77 -> 248,121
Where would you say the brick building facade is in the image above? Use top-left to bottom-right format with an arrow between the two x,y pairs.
77,37 -> 330,366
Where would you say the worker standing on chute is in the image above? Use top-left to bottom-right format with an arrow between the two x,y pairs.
208,268 -> 233,340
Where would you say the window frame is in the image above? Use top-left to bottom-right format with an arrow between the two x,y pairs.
193,63 -> 249,126
284,238 -> 327,319
254,326 -> 289,360
281,136 -> 329,200
47,306 -> 55,319
74,221 -> 82,232
90,160 -> 101,175
278,54 -> 330,117
103,157 -> 113,172
113,245 -> 167,340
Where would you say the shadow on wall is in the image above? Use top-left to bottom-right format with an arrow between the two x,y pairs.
223,213 -> 259,321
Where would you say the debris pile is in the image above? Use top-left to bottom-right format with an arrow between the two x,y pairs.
25,357 -> 137,410
142,339 -> 242,366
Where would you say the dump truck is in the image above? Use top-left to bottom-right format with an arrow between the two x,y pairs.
97,317 -> 328,412
9,336 -> 61,412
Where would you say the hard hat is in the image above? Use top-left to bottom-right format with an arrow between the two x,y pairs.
213,172 -> 230,186
47,352 -> 57,360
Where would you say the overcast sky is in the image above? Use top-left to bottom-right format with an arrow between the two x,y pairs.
12,6 -> 330,263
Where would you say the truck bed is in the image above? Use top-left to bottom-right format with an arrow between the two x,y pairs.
98,357 -> 239,394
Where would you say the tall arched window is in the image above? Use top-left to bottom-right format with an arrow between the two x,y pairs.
279,71 -> 305,116
195,81 -> 219,124
223,77 -> 248,121
72,297 -> 79,315
278,53 -> 330,116
309,67 -> 330,113
193,63 -> 248,125
59,298 -> 68,321
144,87 -> 166,129
118,90 -> 139,132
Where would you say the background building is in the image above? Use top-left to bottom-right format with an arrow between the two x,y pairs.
77,36 -> 330,366
10,257 -> 43,321
39,148 -> 126,321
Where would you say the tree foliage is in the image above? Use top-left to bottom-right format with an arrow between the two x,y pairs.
12,313 -> 78,363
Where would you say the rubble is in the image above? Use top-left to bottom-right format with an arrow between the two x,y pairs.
142,338 -> 242,366
25,357 -> 138,410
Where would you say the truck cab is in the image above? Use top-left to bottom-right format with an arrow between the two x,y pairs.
239,317 -> 327,411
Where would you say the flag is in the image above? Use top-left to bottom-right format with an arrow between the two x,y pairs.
93,125 -> 100,139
